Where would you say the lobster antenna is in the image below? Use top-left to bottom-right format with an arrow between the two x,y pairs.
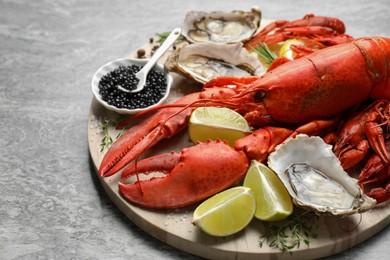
116,102 -> 198,129
116,98 -> 239,129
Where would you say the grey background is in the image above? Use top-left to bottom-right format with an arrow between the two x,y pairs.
1,0 -> 390,259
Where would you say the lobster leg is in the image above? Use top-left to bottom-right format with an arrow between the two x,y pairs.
360,139 -> 390,181
234,126 -> 294,162
99,93 -> 199,176
244,14 -> 346,49
267,57 -> 291,71
366,182 -> 390,204
119,140 -> 249,209
338,140 -> 370,169
365,109 -> 390,164
314,34 -> 353,46
283,14 -> 346,34
261,26 -> 339,46
202,76 -> 259,90
360,152 -> 390,204
359,154 -> 387,184
293,117 -> 340,137
234,117 -> 339,163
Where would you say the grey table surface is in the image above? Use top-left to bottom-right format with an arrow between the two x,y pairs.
1,0 -> 390,259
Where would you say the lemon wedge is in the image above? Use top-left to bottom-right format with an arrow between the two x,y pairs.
243,160 -> 293,221
188,107 -> 251,147
279,39 -> 305,60
192,186 -> 256,237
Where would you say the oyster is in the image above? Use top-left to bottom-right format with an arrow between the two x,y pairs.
165,42 -> 265,84
182,7 -> 261,43
267,134 -> 376,216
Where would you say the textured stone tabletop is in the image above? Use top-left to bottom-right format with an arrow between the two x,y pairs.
1,0 -> 390,259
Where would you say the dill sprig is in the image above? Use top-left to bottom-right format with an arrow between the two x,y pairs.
156,31 -> 185,44
259,210 -> 318,254
100,119 -> 114,152
251,41 -> 278,65
116,127 -> 125,139
100,119 -> 125,152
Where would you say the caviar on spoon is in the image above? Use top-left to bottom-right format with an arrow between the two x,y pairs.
122,27 -> 181,93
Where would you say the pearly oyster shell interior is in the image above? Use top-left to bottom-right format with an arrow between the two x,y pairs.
182,7 -> 261,44
164,42 -> 266,84
267,134 -> 376,216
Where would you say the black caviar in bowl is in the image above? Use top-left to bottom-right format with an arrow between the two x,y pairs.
91,58 -> 172,115
98,65 -> 167,110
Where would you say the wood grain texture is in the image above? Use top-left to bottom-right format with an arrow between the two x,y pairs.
87,31 -> 390,258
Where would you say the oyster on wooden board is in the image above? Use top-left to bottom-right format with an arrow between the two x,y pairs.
267,134 -> 376,216
182,7 -> 261,43
164,41 -> 265,84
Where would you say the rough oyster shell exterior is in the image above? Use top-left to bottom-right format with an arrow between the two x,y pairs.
182,7 -> 261,44
267,134 -> 376,216
164,41 -> 265,84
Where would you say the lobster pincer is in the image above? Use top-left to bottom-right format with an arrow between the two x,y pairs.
119,140 -> 249,209
99,93 -> 199,177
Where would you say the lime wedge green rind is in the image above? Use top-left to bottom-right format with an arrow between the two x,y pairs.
189,107 -> 251,147
243,160 -> 293,222
192,186 -> 256,237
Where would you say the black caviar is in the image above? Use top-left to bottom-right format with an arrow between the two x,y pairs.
98,65 -> 167,109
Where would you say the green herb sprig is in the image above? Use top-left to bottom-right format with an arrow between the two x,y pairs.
259,210 -> 318,254
156,31 -> 185,44
251,41 -> 278,65
100,119 -> 125,152
100,119 -> 113,152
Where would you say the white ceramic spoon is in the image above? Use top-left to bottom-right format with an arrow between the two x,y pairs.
120,27 -> 182,93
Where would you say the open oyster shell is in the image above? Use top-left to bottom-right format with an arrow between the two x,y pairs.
267,134 -> 376,216
182,7 -> 261,43
165,41 -> 266,84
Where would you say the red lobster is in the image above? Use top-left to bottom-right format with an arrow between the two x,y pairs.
325,100 -> 390,203
360,139 -> 390,204
99,37 -> 390,209
245,14 -> 352,51
245,14 -> 353,70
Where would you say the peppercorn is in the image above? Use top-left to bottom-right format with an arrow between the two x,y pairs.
98,65 -> 167,110
137,49 -> 146,58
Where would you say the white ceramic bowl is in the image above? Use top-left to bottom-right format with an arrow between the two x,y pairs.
91,57 -> 173,115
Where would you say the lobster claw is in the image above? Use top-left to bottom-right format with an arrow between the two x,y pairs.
99,93 -> 199,177
339,140 -> 370,169
366,182 -> 390,204
365,119 -> 390,165
119,140 -> 249,209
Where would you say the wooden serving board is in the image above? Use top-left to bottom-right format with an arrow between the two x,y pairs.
88,21 -> 390,259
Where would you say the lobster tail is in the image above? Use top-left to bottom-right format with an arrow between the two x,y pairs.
356,37 -> 390,99
235,38 -> 390,125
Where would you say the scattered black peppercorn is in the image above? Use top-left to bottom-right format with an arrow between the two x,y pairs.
98,65 -> 167,110
137,49 -> 146,58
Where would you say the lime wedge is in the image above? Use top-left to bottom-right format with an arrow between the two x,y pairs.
243,160 -> 293,221
188,107 -> 251,147
192,186 -> 256,237
279,39 -> 305,60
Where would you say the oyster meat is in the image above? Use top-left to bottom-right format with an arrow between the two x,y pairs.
267,134 -> 376,216
182,7 -> 261,43
165,42 -> 265,84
